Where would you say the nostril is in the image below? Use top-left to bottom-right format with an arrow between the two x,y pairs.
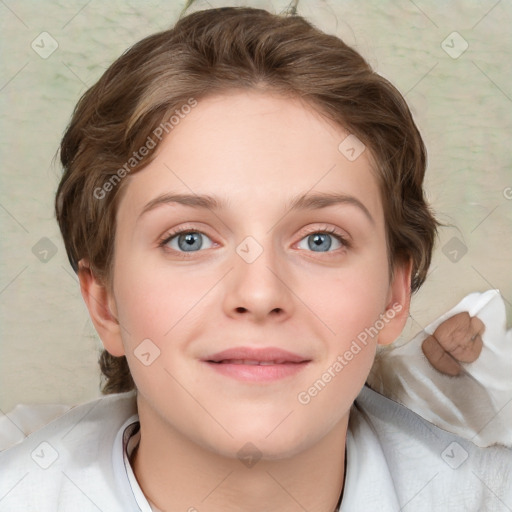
233,306 -> 283,315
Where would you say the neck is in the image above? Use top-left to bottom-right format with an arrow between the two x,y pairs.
131,397 -> 347,512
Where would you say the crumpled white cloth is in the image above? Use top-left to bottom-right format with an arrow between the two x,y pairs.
0,403 -> 71,451
368,289 -> 512,448
1,289 -> 510,452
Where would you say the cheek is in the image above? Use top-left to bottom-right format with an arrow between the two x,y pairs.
111,261 -> 207,398
291,268 -> 387,437
113,256 -> 210,340
305,259 -> 390,340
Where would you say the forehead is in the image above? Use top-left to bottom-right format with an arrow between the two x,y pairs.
118,90 -> 383,226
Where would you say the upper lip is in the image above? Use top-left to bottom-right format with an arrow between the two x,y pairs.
204,346 -> 310,364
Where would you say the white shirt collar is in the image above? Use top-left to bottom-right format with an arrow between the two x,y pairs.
112,414 -> 158,511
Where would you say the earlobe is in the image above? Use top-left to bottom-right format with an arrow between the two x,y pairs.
378,259 -> 413,346
77,259 -> 125,357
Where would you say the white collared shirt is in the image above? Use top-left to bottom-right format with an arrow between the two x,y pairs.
2,386 -> 508,511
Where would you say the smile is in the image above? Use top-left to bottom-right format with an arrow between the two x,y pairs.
203,346 -> 311,382
211,359 -> 303,365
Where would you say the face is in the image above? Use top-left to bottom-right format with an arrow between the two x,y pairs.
90,90 -> 410,460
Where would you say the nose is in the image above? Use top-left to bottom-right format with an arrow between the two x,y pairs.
222,238 -> 295,323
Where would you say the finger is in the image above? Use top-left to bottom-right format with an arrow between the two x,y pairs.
422,334 -> 463,377
470,316 -> 485,337
456,331 -> 483,363
460,316 -> 485,362
433,312 -> 471,353
433,312 -> 483,363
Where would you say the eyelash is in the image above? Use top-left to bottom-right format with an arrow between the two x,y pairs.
158,225 -> 215,259
309,227 -> 348,243
158,225 -> 351,257
302,228 -> 352,259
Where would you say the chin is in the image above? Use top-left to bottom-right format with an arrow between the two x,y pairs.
211,420 -> 317,462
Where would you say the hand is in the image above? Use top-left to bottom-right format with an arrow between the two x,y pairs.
421,312 -> 485,376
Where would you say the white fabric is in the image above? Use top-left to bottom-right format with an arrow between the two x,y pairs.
0,404 -> 71,451
343,386 -> 512,511
120,422 -> 162,511
368,289 -> 512,448
0,387 -> 510,511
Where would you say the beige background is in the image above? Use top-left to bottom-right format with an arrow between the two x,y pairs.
1,0 -> 511,412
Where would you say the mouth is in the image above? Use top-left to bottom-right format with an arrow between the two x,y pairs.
210,359 -> 303,365
203,347 -> 311,382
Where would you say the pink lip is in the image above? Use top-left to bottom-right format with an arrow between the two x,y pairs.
203,346 -> 311,383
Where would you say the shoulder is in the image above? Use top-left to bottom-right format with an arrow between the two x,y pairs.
349,386 -> 512,511
0,392 -> 138,512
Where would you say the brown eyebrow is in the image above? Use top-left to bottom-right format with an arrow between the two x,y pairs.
138,191 -> 374,224
138,193 -> 221,222
287,192 -> 374,224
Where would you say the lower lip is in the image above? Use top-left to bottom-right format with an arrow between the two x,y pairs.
203,361 -> 309,382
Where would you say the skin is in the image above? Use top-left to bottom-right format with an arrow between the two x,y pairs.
79,90 -> 412,512
422,312 -> 485,376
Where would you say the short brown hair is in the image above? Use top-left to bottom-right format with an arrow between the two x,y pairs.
55,6 -> 438,394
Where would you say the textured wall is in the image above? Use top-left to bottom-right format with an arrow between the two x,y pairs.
1,0 -> 511,411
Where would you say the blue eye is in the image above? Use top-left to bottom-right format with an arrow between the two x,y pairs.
163,231 -> 214,252
297,232 -> 345,252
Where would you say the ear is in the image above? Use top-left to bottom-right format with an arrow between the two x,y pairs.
77,259 -> 125,357
378,258 -> 413,346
